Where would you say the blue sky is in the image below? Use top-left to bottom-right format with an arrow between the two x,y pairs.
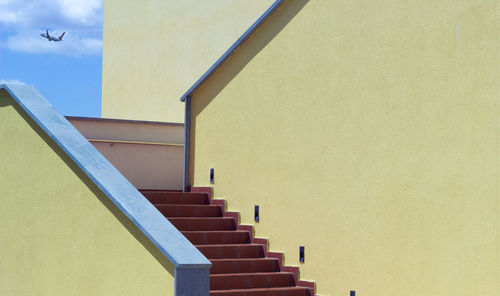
0,0 -> 103,117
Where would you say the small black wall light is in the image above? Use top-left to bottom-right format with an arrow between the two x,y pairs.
350,291 -> 356,296
254,205 -> 259,222
299,246 -> 305,263
210,168 -> 214,184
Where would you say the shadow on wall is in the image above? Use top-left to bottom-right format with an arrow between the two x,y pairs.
189,0 -> 309,183
5,92 -> 175,277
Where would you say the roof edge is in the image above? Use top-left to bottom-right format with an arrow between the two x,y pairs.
65,116 -> 184,127
180,0 -> 284,102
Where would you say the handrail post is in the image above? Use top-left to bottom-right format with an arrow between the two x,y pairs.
183,95 -> 191,192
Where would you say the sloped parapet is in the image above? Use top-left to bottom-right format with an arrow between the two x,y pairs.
0,83 -> 211,296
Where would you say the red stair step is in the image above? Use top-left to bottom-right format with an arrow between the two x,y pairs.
210,287 -> 311,296
168,217 -> 236,231
155,204 -> 222,217
197,244 -> 264,259
139,189 -> 315,295
141,191 -> 209,204
210,258 -> 280,274
210,272 -> 294,290
182,231 -> 250,245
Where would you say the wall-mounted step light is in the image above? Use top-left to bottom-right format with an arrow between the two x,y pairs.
299,246 -> 305,263
210,168 -> 214,184
254,205 -> 259,222
350,291 -> 356,296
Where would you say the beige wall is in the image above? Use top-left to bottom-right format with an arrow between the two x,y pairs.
0,90 -> 175,295
102,0 -> 273,122
69,118 -> 183,190
189,1 -> 500,295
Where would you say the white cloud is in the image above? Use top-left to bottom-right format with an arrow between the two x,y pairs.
0,79 -> 28,85
0,9 -> 18,24
4,30 -> 102,57
58,0 -> 102,26
0,0 -> 102,27
0,0 -> 102,57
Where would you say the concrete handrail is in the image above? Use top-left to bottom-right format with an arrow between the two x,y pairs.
1,83 -> 211,296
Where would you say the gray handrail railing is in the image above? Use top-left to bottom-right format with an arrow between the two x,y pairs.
179,0 -> 283,102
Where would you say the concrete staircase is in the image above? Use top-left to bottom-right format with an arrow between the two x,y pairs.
140,189 -> 315,296
68,117 -> 315,294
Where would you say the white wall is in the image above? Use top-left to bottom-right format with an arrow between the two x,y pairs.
68,117 -> 183,190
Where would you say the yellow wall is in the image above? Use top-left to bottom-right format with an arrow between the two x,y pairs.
0,90 -> 175,295
189,1 -> 500,295
102,0 -> 273,122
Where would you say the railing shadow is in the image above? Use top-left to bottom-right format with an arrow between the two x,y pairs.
189,0 -> 309,184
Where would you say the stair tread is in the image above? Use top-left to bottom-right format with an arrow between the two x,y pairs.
198,243 -> 264,259
142,192 -> 209,204
210,271 -> 295,291
142,193 -> 207,197
169,217 -> 234,219
139,189 -> 182,192
183,230 -> 251,245
210,258 -> 278,262
154,204 -> 219,207
211,287 -> 309,291
140,190 -> 205,194
183,230 -> 244,232
155,204 -> 222,217
196,244 -> 259,247
210,287 -> 310,293
182,230 -> 249,233
169,217 -> 235,231
210,272 -> 293,277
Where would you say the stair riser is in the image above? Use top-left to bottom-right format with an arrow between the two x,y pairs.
156,205 -> 222,217
210,259 -> 280,274
142,192 -> 209,204
169,218 -> 236,231
211,273 -> 294,290
183,231 -> 251,245
209,287 -> 311,296
198,245 -> 264,259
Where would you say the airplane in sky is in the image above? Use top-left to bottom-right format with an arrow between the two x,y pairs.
40,30 -> 65,42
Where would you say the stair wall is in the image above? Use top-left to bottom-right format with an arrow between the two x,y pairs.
186,0 -> 500,295
0,88 -> 175,295
0,84 -> 210,296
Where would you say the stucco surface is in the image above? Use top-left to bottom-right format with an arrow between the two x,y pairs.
0,90 -> 175,295
102,0 -> 273,122
68,118 -> 184,190
90,142 -> 183,190
189,1 -> 500,295
68,118 -> 184,144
